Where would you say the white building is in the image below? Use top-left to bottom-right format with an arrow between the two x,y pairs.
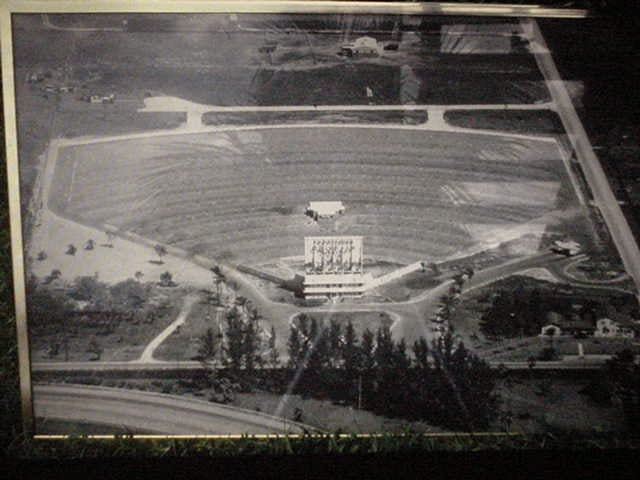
594,317 -> 639,339
540,324 -> 562,337
550,239 -> 581,256
340,36 -> 379,56
303,236 -> 372,299
305,201 -> 345,220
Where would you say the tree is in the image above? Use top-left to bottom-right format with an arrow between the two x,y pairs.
223,308 -> 245,372
27,285 -> 74,333
159,271 -> 174,287
462,265 -> 474,279
359,328 -> 376,408
267,325 -> 280,369
214,277 -> 223,302
327,319 -> 342,368
429,333 -> 500,430
211,265 -> 223,278
360,328 -> 376,373
134,271 -> 144,282
411,337 -> 434,418
43,269 -> 62,284
104,230 -> 116,247
307,318 -> 330,378
235,296 -> 249,314
84,239 -> 95,251
243,310 -> 263,375
154,244 -> 167,263
37,250 -> 47,261
428,261 -> 440,275
412,337 -> 430,370
197,327 -> 221,364
342,321 -> 360,376
68,275 -> 109,303
210,267 -> 225,299
374,325 -> 394,369
287,320 -> 303,370
605,350 -> 640,430
341,320 -> 361,403
110,279 -> 149,310
65,244 -> 77,256
296,313 -> 313,365
87,336 -> 103,361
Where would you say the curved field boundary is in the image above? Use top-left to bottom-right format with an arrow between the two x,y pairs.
47,125 -> 569,267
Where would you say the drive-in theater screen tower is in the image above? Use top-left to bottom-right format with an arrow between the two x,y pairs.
303,236 -> 368,299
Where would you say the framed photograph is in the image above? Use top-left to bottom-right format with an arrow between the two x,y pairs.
3,1 -> 640,439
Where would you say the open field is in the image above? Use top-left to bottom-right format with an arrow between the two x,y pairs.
498,376 -> 625,433
295,311 -> 395,339
153,300 -> 222,362
14,14 -> 548,108
231,391 -> 444,434
48,128 -> 580,266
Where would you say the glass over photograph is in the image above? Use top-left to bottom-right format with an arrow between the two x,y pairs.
7,10 -> 640,436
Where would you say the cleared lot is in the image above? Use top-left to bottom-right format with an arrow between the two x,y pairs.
49,127 -> 580,265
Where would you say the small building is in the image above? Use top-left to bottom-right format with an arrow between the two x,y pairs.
26,72 -> 45,83
305,201 -> 345,220
550,239 -> 581,256
340,36 -> 379,57
84,94 -> 115,104
594,317 -> 639,339
540,324 -> 562,337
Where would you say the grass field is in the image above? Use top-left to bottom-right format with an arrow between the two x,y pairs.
153,299 -> 221,362
295,311 -> 395,339
48,127 -> 579,266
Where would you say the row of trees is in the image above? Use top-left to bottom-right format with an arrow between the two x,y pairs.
195,300 -> 280,378
197,306 -> 500,431
285,314 -> 499,431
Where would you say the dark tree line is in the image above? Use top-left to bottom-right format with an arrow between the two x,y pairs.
479,287 -> 545,339
479,285 -> 608,339
285,314 -> 500,431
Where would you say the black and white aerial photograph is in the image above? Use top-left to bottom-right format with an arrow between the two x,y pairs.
6,6 -> 640,437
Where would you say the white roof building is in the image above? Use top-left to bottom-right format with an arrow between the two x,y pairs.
341,36 -> 379,56
306,201 -> 345,218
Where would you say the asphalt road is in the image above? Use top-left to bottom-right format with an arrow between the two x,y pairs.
33,383 -> 314,435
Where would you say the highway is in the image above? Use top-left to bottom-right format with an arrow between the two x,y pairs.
525,18 -> 640,296
33,383 -> 315,435
31,356 -> 609,373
